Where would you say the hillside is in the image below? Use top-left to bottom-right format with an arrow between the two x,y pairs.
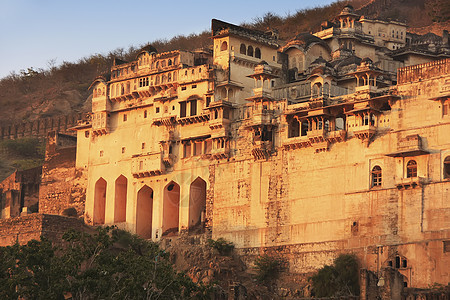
0,0 -> 447,126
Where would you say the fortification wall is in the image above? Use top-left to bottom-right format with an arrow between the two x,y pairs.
0,214 -> 84,246
0,113 -> 82,140
39,132 -> 87,217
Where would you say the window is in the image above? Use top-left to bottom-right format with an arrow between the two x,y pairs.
121,147 -> 126,154
123,114 -> 127,122
194,142 -> 202,156
206,97 -> 211,107
443,102 -> 449,116
288,118 -> 300,138
406,160 -> 417,178
444,156 -> 450,179
141,143 -> 145,150
180,102 -> 187,118
190,99 -> 197,116
184,142 -> 191,158
181,86 -> 187,91
220,41 -> 228,51
156,107 -> 160,113
247,45 -> 254,57
255,48 -> 261,59
144,110 -> 147,118
372,166 -> 382,187
100,150 -> 104,157
192,84 -> 197,89
85,131 -> 90,138
240,43 -> 246,54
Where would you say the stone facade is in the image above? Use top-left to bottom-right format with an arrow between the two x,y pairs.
39,131 -> 87,217
73,6 -> 450,291
0,213 -> 84,247
0,167 -> 41,219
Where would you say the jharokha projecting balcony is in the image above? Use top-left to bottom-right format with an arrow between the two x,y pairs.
386,134 -> 429,157
132,152 -> 165,178
152,115 -> 177,126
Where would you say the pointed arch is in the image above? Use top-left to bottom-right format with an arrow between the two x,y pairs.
93,178 -> 107,225
114,175 -> 127,223
189,177 -> 207,230
162,181 -> 180,236
136,185 -> 153,239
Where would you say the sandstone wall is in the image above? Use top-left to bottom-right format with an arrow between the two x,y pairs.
0,214 -> 84,246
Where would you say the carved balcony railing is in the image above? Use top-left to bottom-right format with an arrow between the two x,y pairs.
131,152 -> 165,178
395,177 -> 427,189
386,134 -> 429,157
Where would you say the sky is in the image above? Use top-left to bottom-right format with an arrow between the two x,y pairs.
0,0 -> 336,79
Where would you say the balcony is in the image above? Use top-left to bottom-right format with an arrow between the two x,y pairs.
351,124 -> 376,141
152,115 -> 177,126
395,177 -> 427,189
210,145 -> 230,160
282,135 -> 311,150
386,134 -> 429,157
252,140 -> 272,160
91,113 -> 109,136
176,113 -> 210,125
250,87 -> 272,99
307,128 -> 327,143
244,109 -> 274,128
132,152 -> 165,178
326,129 -> 347,143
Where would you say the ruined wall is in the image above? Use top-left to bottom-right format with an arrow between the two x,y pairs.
0,113 -> 81,140
0,213 -> 84,246
0,167 -> 41,219
39,132 -> 86,217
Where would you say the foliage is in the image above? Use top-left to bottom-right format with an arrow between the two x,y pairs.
0,138 -> 44,157
0,227 -> 212,299
253,254 -> 283,283
310,253 -> 360,297
207,238 -> 234,256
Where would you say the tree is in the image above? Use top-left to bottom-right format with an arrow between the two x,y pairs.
310,253 -> 360,297
0,227 -> 212,299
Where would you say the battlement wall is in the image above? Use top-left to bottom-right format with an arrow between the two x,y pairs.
397,58 -> 450,84
0,113 -> 82,140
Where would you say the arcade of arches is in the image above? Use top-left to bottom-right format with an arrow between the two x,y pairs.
92,176 -> 207,239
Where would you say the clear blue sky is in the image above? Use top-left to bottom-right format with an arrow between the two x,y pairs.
0,0 -> 336,79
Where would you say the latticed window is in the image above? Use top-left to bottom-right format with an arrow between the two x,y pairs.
407,160 -> 417,178
372,166 -> 382,187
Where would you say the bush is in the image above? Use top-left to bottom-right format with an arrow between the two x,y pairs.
1,138 -> 44,157
310,253 -> 360,297
254,254 -> 283,283
207,238 -> 234,256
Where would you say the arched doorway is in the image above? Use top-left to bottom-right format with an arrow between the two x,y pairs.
136,185 -> 153,239
189,177 -> 207,230
162,181 -> 180,236
114,175 -> 127,223
93,178 -> 107,225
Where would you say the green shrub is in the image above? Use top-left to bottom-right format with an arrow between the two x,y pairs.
310,253 -> 360,297
254,254 -> 283,283
1,138 -> 44,157
207,238 -> 234,256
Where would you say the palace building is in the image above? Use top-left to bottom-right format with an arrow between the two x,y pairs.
72,5 -> 450,290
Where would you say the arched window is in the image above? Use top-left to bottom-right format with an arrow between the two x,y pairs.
444,156 -> 450,179
247,45 -> 254,57
407,160 -> 417,178
372,166 -> 382,187
240,43 -> 246,54
168,59 -> 172,66
255,48 -> 261,59
220,41 -> 228,51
